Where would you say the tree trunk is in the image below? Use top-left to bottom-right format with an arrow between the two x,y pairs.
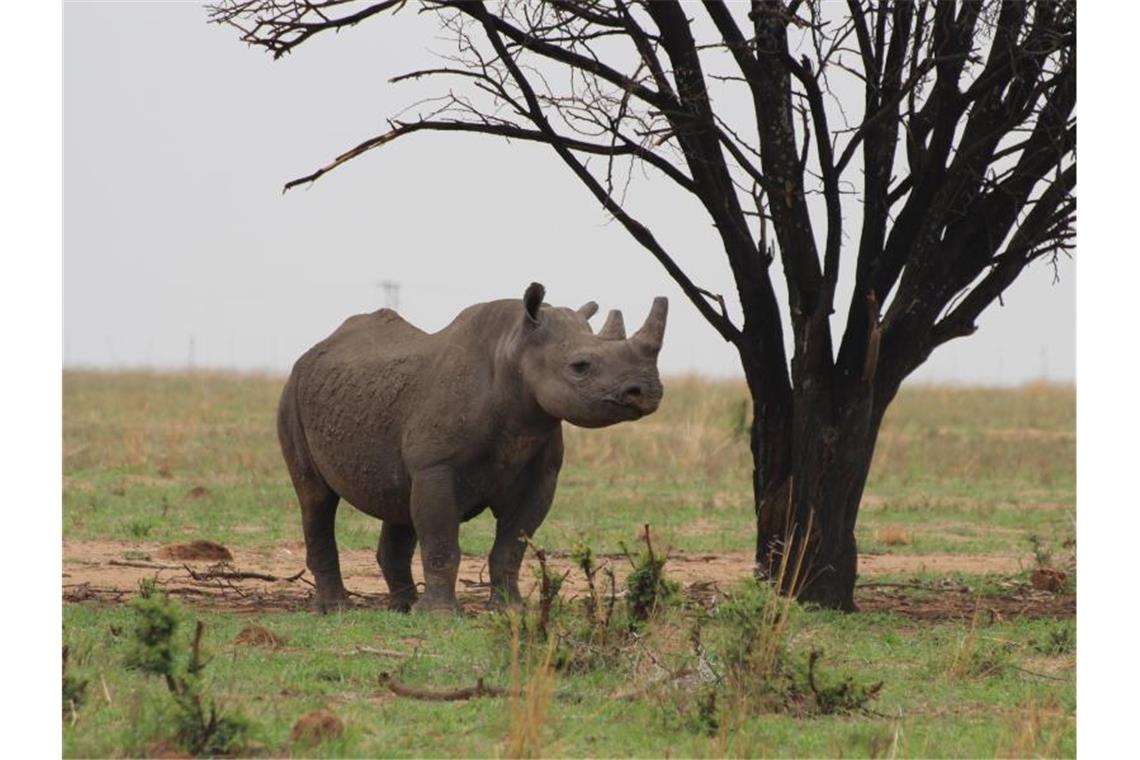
750,378 -> 884,612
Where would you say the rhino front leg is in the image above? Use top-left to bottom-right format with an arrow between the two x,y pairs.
378,521 -> 418,613
488,436 -> 562,608
409,465 -> 461,614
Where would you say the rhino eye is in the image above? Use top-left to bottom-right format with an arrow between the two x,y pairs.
569,360 -> 592,375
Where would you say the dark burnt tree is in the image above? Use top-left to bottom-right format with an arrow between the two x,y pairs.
208,0 -> 1075,610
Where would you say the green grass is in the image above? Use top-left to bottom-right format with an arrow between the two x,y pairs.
62,585 -> 1074,758
62,371 -> 1076,757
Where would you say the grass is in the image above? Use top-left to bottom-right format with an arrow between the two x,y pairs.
61,588 -> 1075,757
62,371 -> 1076,757
63,371 -> 1076,560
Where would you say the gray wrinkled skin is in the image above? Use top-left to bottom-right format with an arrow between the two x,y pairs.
277,283 -> 668,614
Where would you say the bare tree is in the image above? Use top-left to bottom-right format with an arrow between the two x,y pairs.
208,0 -> 1075,610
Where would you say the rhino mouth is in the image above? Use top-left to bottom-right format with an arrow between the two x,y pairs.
602,398 -> 645,418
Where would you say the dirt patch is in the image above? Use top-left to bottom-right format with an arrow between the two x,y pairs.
186,486 -> 211,500
290,710 -> 344,746
62,540 -> 1067,622
857,586 -> 1074,621
1030,567 -> 1068,592
156,541 -> 234,562
233,624 -> 286,649
861,553 -> 1024,575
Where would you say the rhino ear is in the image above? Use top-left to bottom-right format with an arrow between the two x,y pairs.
577,301 -> 599,320
523,282 -> 546,325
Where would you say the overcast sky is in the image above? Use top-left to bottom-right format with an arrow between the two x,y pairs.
63,1 -> 1075,384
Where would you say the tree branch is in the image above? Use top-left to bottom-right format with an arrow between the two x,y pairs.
282,117 -> 695,193
462,1 -> 741,343
208,0 -> 407,58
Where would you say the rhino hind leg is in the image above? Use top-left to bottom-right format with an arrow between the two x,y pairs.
299,483 -> 350,614
378,521 -> 418,612
279,375 -> 349,613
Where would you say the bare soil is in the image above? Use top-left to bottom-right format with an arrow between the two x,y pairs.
62,539 -> 1071,621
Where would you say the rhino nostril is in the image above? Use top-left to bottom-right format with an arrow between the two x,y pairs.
623,385 -> 643,401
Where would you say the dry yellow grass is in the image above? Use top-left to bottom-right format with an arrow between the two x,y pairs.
64,371 -> 1075,493
994,696 -> 1068,758
503,614 -> 557,759
873,526 -> 913,546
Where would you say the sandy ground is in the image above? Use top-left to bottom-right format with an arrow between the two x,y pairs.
62,539 -> 1072,621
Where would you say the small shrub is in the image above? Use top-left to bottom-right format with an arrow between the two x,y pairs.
800,649 -> 883,715
521,535 -> 567,640
715,577 -> 796,685
622,524 -> 680,626
1027,533 -> 1053,568
124,591 -> 249,756
137,576 -> 160,599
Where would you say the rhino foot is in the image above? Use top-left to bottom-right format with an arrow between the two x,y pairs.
485,589 -> 524,611
387,595 -> 417,614
311,589 -> 351,615
411,596 -> 460,616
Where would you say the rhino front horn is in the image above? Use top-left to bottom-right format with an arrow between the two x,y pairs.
630,297 -> 668,357
598,310 -> 626,340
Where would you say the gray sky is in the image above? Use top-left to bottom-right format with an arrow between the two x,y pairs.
64,1 -> 1075,384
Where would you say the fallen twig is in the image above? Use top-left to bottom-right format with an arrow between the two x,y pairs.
183,564 -> 306,583
355,645 -> 414,658
856,581 -> 968,591
108,559 -> 179,570
612,666 -> 696,701
379,672 -> 506,701
1010,664 -> 1071,682
459,578 -> 491,588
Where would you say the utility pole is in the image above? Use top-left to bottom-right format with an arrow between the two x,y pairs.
377,280 -> 401,311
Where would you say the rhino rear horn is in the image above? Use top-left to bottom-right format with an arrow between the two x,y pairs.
597,310 -> 626,340
630,297 -> 668,357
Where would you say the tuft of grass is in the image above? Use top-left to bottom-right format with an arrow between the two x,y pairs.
995,696 -> 1068,758
62,646 -> 88,722
1033,623 -> 1075,656
503,612 -> 557,758
126,520 -> 154,540
873,525 -> 912,547
945,611 -> 1015,680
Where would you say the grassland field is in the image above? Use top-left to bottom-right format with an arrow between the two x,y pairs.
62,371 -> 1076,757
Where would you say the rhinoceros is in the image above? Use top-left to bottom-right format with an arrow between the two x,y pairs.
277,283 -> 667,613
